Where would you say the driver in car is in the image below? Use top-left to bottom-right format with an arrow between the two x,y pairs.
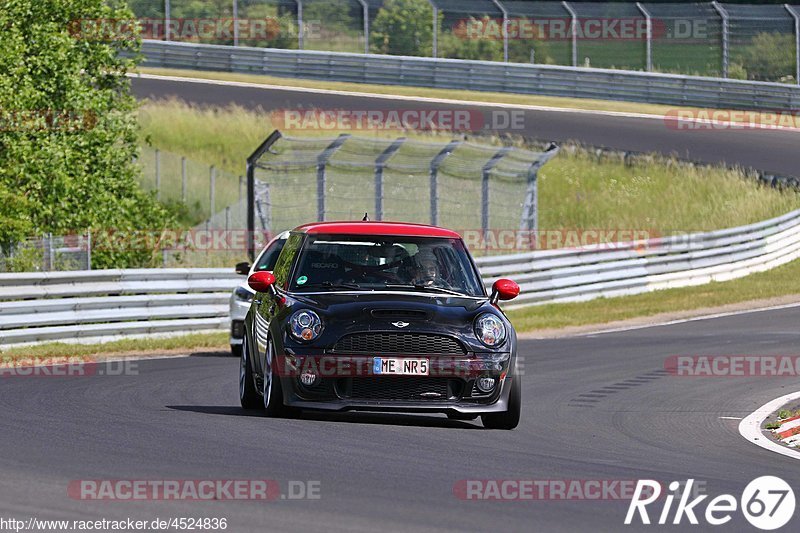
412,250 -> 448,288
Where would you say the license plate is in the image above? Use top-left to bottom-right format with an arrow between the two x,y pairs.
373,357 -> 429,376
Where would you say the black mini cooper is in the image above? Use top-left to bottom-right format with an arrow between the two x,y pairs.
239,221 -> 522,429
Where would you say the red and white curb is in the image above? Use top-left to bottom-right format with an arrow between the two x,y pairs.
739,391 -> 800,461
772,415 -> 800,446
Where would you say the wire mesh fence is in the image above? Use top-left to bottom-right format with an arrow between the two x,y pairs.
246,132 -> 559,258
0,234 -> 91,273
124,1 -> 800,83
136,146 -> 246,224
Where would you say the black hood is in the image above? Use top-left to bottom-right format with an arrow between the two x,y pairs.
282,291 -> 507,354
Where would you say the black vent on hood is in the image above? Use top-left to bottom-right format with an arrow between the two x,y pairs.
333,333 -> 466,355
370,309 -> 429,320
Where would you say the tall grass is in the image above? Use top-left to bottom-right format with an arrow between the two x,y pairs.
138,99 -> 799,234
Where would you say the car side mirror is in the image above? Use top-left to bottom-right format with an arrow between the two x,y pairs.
491,279 -> 520,304
235,261 -> 251,275
248,271 -> 275,293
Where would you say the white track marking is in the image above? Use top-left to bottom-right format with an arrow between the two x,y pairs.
129,72 -> 800,133
739,391 -> 800,461
571,300 -> 800,337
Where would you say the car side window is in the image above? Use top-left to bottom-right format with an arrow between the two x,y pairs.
272,233 -> 303,289
254,239 -> 286,272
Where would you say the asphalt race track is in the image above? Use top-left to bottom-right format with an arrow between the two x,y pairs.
131,76 -> 800,176
2,307 -> 800,531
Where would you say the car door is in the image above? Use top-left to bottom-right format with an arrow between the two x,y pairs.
252,232 -> 304,374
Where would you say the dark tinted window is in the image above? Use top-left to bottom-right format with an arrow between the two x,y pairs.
254,238 -> 287,272
272,233 -> 304,289
290,234 -> 484,297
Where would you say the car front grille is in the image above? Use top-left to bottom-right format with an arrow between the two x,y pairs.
339,377 -> 462,402
333,333 -> 466,355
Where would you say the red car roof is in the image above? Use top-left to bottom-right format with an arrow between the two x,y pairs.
294,221 -> 461,239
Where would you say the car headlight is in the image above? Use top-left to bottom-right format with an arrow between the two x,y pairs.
474,313 -> 506,348
289,310 -> 323,342
234,286 -> 254,302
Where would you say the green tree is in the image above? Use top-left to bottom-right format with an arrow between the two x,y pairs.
371,0 -> 434,56
0,0 -> 175,268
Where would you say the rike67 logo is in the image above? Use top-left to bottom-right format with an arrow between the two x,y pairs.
625,477 -> 795,530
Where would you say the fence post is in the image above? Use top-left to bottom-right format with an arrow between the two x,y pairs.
155,148 -> 161,201
239,175 -> 244,204
164,0 -> 171,41
246,161 -> 255,260
491,0 -> 509,62
232,0 -> 239,46
374,138 -> 405,221
481,147 -> 511,239
357,0 -> 369,54
519,144 -> 560,234
181,157 -> 187,202
636,2 -> 652,72
225,206 -> 231,232
296,0 -> 304,50
562,1 -> 578,67
86,230 -> 91,270
787,5 -> 800,85
712,2 -> 729,78
429,1 -> 438,58
316,134 -> 350,221
209,165 -> 216,217
43,233 -> 53,272
429,140 -> 461,226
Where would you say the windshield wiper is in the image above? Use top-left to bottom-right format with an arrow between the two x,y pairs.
383,284 -> 465,296
300,281 -> 362,291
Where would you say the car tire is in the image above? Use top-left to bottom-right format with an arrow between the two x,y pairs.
231,343 -> 242,358
481,376 -> 521,430
239,336 -> 261,409
262,338 -> 294,418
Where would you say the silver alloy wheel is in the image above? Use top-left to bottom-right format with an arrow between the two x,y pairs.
262,340 -> 273,408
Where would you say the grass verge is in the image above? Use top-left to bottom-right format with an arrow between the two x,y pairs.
0,332 -> 229,361
139,99 -> 799,233
135,66 -> 786,123
507,257 -> 800,332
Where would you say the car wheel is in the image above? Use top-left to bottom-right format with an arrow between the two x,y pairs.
239,336 -> 261,409
262,338 -> 293,418
231,343 -> 242,358
481,376 -> 521,430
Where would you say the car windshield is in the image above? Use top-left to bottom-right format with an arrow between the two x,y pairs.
290,234 -> 484,297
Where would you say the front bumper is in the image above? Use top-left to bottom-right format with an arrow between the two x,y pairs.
277,353 -> 514,415
285,376 -> 515,415
229,295 -> 251,346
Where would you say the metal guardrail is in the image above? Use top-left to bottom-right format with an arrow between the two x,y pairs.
2,208 -> 800,346
140,40 -> 800,111
476,208 -> 800,309
0,269 -> 240,347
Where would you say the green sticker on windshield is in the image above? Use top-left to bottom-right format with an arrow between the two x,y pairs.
296,275 -> 308,285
